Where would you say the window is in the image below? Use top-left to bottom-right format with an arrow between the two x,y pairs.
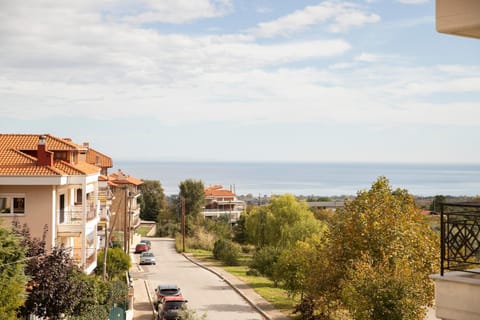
54,151 -> 67,160
0,195 -> 25,215
75,188 -> 83,205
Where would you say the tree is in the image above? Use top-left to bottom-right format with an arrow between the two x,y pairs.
20,246 -> 92,320
95,247 -> 131,280
245,194 -> 325,249
275,234 -> 325,298
429,194 -> 446,213
139,180 -> 167,221
308,177 -> 438,320
179,179 -> 205,217
0,226 -> 27,320
11,223 -> 95,320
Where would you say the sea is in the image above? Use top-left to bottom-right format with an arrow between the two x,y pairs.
113,161 -> 480,197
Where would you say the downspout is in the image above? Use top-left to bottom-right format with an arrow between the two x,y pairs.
81,178 -> 87,269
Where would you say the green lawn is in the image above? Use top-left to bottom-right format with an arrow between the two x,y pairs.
136,226 -> 153,236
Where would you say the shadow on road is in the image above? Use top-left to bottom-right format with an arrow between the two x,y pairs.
133,301 -> 154,320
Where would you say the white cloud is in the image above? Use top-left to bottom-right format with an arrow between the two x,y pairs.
250,1 -> 380,38
355,52 -> 380,62
0,0 -> 478,132
119,0 -> 233,24
397,0 -> 429,4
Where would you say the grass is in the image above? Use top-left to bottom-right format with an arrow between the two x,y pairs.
136,226 -> 153,236
190,250 -> 298,318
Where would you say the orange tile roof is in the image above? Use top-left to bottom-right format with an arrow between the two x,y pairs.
0,150 -> 64,176
108,170 -> 143,186
0,149 -> 37,165
205,185 -> 235,197
0,165 -> 63,176
86,148 -> 113,168
0,134 -> 84,151
0,134 -> 102,177
54,161 -> 100,175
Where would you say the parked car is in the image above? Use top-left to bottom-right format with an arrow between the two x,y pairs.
140,239 -> 151,249
154,284 -> 182,307
139,251 -> 156,265
157,295 -> 188,320
135,243 -> 148,253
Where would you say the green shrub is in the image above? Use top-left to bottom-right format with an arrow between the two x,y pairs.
246,268 -> 261,276
157,222 -> 180,237
250,246 -> 281,278
213,239 -> 240,266
241,244 -> 255,254
95,248 -> 131,279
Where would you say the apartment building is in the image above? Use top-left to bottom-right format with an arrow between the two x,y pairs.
108,169 -> 143,253
0,134 -> 112,274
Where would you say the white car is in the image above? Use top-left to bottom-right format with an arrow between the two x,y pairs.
139,251 -> 156,265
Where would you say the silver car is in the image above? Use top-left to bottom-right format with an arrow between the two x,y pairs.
139,251 -> 156,265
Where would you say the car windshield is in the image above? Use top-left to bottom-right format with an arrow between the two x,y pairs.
165,301 -> 185,310
161,288 -> 180,295
142,252 -> 154,257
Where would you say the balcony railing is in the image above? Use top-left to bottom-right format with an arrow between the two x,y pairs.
58,206 -> 97,224
97,189 -> 114,205
441,201 -> 480,275
72,248 -> 97,270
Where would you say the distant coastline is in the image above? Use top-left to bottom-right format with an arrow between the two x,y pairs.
113,161 -> 480,197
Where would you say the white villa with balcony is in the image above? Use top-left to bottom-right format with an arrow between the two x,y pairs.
203,185 -> 245,224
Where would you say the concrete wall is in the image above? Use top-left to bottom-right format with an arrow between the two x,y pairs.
431,270 -> 480,320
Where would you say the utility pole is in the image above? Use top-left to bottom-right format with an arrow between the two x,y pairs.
124,187 -> 128,254
103,219 -> 108,280
181,197 -> 186,252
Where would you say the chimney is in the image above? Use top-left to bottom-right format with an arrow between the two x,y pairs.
37,135 -> 53,166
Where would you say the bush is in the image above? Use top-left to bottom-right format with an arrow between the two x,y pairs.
246,268 -> 261,276
212,239 -> 241,266
241,244 -> 255,254
250,246 -> 281,278
157,222 -> 180,237
95,248 -> 131,279
191,227 -> 216,251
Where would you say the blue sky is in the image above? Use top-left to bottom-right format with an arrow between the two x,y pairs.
1,0 -> 479,163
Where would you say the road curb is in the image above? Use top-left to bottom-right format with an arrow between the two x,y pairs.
143,280 -> 157,319
182,253 -> 272,320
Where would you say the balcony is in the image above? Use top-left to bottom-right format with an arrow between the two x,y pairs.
431,201 -> 480,320
202,208 -> 243,223
58,206 -> 97,224
73,247 -> 97,274
97,188 -> 114,206
57,206 -> 98,234
439,202 -> 480,275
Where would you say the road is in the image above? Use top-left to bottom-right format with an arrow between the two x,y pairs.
133,238 -> 264,320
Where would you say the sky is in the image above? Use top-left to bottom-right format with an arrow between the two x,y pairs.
0,0 -> 479,164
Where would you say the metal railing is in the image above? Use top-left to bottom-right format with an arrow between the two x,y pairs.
441,201 -> 480,275
58,206 -> 97,224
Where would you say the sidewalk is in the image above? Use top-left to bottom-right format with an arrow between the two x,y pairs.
130,253 -> 156,320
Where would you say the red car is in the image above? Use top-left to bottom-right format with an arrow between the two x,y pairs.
154,284 -> 182,308
157,295 -> 188,320
135,243 -> 148,253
